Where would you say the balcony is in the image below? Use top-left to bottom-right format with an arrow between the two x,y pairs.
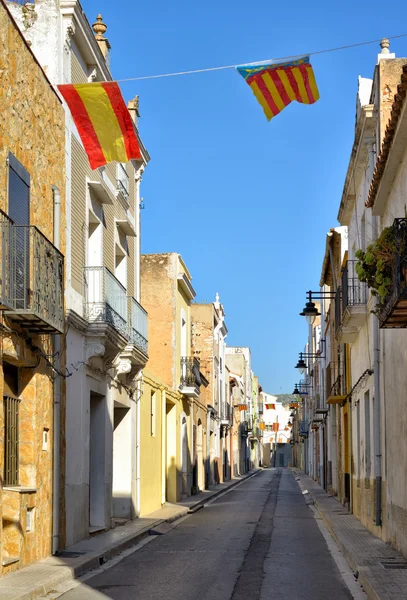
127,297 -> 148,354
179,357 -> 202,398
326,361 -> 346,405
1,212 -> 64,334
299,421 -> 309,438
83,267 -> 128,339
376,218 -> 407,328
335,260 -> 368,342
240,421 -> 249,439
116,163 -> 129,203
220,401 -> 232,426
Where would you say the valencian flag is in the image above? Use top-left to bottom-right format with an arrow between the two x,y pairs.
58,82 -> 141,169
236,56 -> 319,121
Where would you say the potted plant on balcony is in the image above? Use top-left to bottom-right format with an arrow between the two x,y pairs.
354,223 -> 407,311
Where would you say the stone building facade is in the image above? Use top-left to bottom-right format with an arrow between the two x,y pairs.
0,0 -> 65,573
192,297 -> 230,486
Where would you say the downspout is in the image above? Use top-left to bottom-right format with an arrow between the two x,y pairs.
368,138 -> 382,526
52,185 -> 61,555
372,215 -> 382,526
161,389 -> 166,505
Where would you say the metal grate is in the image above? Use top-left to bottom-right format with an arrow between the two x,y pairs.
380,561 -> 407,569
4,396 -> 20,487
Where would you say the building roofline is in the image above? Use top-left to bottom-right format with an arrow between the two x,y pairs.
366,63 -> 407,208
1,0 -> 62,103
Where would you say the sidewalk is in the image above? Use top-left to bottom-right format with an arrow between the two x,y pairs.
0,469 -> 259,600
293,469 -> 407,600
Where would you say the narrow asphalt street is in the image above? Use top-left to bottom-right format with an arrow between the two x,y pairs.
58,469 -> 354,600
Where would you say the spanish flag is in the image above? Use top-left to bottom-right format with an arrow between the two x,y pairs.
237,56 -> 319,121
58,82 -> 141,169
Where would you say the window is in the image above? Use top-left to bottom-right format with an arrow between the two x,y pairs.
26,507 -> 34,532
151,391 -> 156,437
4,396 -> 20,486
8,152 -> 30,309
364,391 -> 371,479
43,428 -> 49,451
8,151 -> 30,225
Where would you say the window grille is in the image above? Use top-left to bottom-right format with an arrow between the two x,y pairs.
4,396 -> 20,486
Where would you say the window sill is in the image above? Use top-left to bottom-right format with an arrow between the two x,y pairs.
2,557 -> 19,567
3,486 -> 37,493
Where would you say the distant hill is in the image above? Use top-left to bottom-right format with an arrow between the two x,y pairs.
273,394 -> 298,406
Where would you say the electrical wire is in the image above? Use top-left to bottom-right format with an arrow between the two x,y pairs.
108,33 -> 407,83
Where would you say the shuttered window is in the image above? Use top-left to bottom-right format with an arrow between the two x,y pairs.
8,152 -> 30,309
4,396 -> 20,486
8,152 -> 30,226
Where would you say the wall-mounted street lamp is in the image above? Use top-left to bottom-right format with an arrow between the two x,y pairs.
299,290 -> 335,325
292,383 -> 311,395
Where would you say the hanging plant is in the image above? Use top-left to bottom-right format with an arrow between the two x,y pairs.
355,224 -> 407,309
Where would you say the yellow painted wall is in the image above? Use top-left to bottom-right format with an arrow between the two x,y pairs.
140,375 -> 163,515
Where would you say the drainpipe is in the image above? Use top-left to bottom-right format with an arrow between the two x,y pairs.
161,389 -> 166,505
367,138 -> 382,526
52,185 -> 61,555
372,215 -> 382,526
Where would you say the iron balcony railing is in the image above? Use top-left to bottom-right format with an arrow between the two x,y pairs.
300,420 -> 309,437
220,401 -> 231,423
342,260 -> 367,310
240,421 -> 249,438
327,361 -> 344,398
83,267 -> 127,337
335,286 -> 342,335
180,356 -> 202,389
0,211 -> 16,310
0,212 -> 64,333
127,296 -> 148,355
117,163 -> 129,201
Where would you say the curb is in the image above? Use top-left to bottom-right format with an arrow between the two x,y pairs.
186,469 -> 262,513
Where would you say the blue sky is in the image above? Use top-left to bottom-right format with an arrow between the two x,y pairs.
84,0 -> 407,394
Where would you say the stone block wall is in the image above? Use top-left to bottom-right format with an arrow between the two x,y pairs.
141,254 -> 177,390
0,1 -> 65,574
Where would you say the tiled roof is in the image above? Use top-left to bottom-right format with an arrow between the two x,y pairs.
366,64 -> 407,208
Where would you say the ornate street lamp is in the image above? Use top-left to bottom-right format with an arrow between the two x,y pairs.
299,290 -> 335,324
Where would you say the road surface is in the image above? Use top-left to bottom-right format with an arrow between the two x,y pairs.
57,469 -> 357,600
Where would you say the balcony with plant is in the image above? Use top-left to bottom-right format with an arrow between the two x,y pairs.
355,218 -> 407,328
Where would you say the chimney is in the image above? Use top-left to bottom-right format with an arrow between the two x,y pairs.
92,15 -> 111,60
128,96 -> 140,125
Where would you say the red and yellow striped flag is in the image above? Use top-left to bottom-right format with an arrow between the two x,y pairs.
58,82 -> 141,169
237,56 -> 319,121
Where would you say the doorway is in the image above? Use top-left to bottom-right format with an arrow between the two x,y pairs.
181,413 -> 188,497
166,402 -> 177,503
197,420 -> 204,490
112,405 -> 131,519
89,392 -> 106,531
